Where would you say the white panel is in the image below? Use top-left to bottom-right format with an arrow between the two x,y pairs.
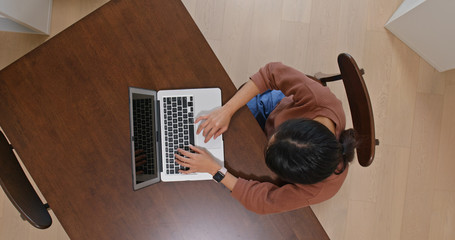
0,0 -> 53,34
0,18 -> 38,33
386,0 -> 426,24
385,0 -> 455,72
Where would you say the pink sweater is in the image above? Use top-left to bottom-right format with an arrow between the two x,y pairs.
231,62 -> 348,214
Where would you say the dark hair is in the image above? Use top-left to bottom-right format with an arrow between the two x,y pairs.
265,118 -> 357,184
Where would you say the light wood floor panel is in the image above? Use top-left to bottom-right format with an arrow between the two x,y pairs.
383,37 -> 420,148
429,190 -> 455,240
247,0 -> 283,76
375,146 -> 410,240
1,0 -> 455,239
366,0 -> 401,32
418,59 -> 446,95
189,0 -> 226,41
218,0 -> 255,85
50,0 -> 108,35
282,0 -> 312,24
344,144 -> 410,240
304,0 -> 341,74
335,0 -> 368,63
310,176 -> 351,239
361,31 -> 395,149
435,78 -> 455,192
277,21 -> 310,69
401,93 -> 444,240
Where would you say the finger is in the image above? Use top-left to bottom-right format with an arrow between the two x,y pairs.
195,115 -> 208,124
135,149 -> 145,155
213,128 -> 225,139
197,119 -> 210,135
202,123 -> 216,138
204,129 -> 215,143
189,145 -> 205,154
174,153 -> 190,162
176,148 -> 195,159
175,158 -> 191,167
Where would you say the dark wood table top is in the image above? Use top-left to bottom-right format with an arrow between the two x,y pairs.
0,0 -> 328,239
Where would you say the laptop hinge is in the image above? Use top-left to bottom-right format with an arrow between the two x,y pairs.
156,100 -> 163,173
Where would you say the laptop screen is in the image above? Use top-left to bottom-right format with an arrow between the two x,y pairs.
130,90 -> 160,189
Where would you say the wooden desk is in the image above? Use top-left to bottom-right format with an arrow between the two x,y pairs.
0,0 -> 329,239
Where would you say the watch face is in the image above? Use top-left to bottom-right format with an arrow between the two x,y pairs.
213,172 -> 225,182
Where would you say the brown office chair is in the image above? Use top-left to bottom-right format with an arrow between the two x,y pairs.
308,53 -> 379,167
0,130 -> 52,229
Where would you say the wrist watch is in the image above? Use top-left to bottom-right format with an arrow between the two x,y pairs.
213,167 -> 227,183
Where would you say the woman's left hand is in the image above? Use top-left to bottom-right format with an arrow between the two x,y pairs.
175,145 -> 221,175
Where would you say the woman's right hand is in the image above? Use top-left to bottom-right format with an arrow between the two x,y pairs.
195,106 -> 234,143
195,80 -> 261,143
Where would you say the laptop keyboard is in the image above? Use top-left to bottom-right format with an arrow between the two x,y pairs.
132,98 -> 156,176
163,96 -> 195,174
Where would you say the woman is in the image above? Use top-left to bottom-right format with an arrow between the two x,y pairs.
175,62 -> 357,214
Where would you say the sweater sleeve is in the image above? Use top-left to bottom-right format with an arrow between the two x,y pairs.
250,62 -> 323,107
231,178 -> 315,214
231,167 -> 349,214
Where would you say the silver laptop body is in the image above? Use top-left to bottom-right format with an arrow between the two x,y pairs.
128,87 -> 224,190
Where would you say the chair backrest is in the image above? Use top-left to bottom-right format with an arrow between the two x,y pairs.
0,130 -> 52,229
316,53 -> 378,167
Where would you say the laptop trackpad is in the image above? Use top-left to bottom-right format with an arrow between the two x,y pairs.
194,111 -> 223,149
195,132 -> 222,149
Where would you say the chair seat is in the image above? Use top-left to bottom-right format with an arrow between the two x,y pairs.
0,131 -> 52,229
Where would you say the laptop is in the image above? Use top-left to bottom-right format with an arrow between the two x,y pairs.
128,87 -> 224,190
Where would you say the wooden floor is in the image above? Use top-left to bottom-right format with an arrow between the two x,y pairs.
1,0 -> 454,239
